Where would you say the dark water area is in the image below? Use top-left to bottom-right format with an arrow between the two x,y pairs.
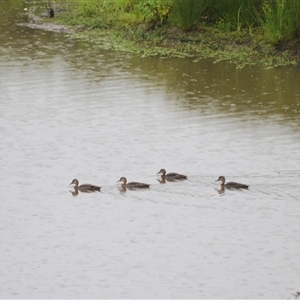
0,0 -> 300,298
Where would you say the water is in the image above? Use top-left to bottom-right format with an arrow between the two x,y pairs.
0,1 -> 300,298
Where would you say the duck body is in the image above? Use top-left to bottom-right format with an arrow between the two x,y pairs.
118,177 -> 150,189
216,176 -> 248,189
70,179 -> 101,192
157,168 -> 187,180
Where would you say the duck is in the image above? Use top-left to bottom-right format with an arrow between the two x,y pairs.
215,176 -> 248,189
117,177 -> 150,189
70,179 -> 101,192
157,168 -> 187,180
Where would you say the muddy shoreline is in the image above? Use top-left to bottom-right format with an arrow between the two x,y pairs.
17,22 -> 75,34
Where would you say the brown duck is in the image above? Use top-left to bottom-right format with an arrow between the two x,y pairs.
117,177 -> 150,189
216,176 -> 248,189
70,179 -> 101,192
157,168 -> 187,180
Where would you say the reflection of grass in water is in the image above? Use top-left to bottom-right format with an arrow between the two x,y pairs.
68,26 -> 297,69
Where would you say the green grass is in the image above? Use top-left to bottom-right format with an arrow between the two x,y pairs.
208,0 -> 262,33
47,0 -> 300,68
170,0 -> 208,31
263,0 -> 300,45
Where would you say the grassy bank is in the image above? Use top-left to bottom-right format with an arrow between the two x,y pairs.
37,0 -> 300,68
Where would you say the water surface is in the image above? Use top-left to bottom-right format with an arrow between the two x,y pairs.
0,1 -> 300,298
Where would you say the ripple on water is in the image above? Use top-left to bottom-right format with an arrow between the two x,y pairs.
0,8 -> 300,298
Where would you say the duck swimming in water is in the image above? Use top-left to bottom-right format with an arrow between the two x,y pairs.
215,176 -> 248,189
157,168 -> 187,180
70,179 -> 101,192
117,177 -> 150,189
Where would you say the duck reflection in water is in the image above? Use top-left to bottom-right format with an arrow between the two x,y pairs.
70,188 -> 80,196
69,179 -> 101,195
215,176 -> 249,190
157,168 -> 187,183
117,177 -> 150,191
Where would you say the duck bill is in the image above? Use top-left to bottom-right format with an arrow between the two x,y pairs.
215,179 -> 220,182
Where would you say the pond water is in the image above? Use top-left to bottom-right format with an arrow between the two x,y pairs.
0,1 -> 300,298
